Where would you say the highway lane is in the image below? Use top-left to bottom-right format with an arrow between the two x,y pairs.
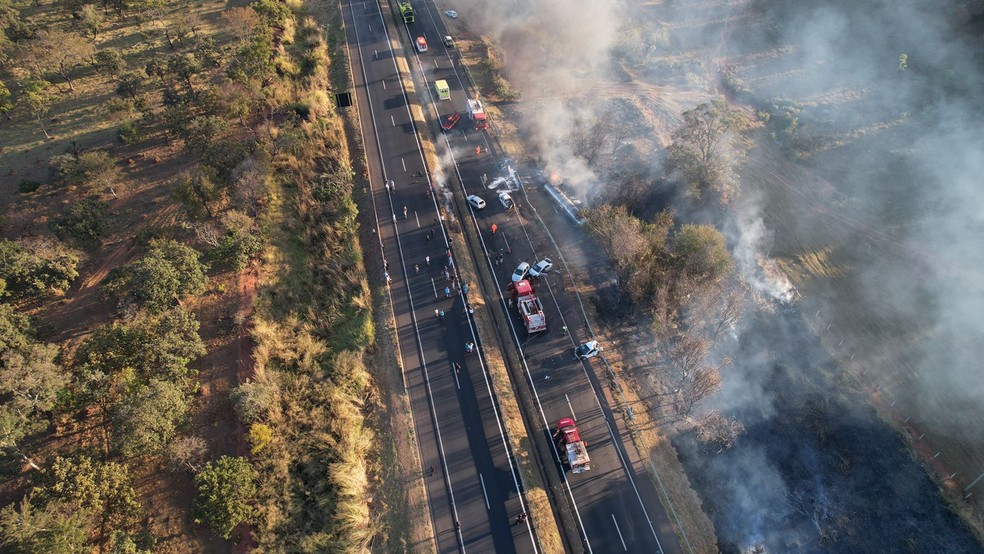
340,0 -> 536,552
399,2 -> 685,552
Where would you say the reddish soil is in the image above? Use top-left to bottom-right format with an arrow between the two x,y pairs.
231,264 -> 259,553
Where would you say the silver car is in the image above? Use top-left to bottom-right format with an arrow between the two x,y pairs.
529,258 -> 553,278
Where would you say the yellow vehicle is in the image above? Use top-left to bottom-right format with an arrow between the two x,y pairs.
399,1 -> 414,23
435,79 -> 450,100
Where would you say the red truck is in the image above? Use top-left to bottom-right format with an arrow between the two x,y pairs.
508,279 -> 546,333
555,418 -> 590,473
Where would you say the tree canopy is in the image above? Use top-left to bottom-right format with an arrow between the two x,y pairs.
666,97 -> 754,204
193,456 -> 258,539
104,239 -> 208,312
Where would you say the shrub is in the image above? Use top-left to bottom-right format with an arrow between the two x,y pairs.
247,423 -> 272,455
49,150 -> 121,191
49,198 -> 110,242
117,120 -> 142,145
17,180 -> 42,194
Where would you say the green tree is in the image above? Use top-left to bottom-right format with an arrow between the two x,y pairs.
0,343 -> 67,418
182,115 -> 229,151
94,50 -> 125,76
114,379 -> 189,457
227,32 -> 275,85
193,456 -> 257,539
115,72 -> 142,100
49,150 -> 121,193
0,80 -> 12,120
666,97 -> 753,204
0,301 -> 32,354
19,78 -> 54,139
49,197 -> 111,242
39,456 -> 141,536
671,224 -> 732,283
167,53 -> 201,94
174,166 -> 221,218
0,494 -> 90,553
0,406 -> 44,470
75,307 -> 206,391
0,238 -> 82,297
104,240 -> 208,312
78,4 -> 103,39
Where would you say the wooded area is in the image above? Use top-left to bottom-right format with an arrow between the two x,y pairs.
0,0 -> 376,550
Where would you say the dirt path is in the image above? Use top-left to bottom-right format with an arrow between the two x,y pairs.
231,264 -> 259,553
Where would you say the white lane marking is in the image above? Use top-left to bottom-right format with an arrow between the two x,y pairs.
612,515 -> 627,551
453,363 -> 461,390
431,278 -> 437,298
435,60 -> 439,69
368,24 -> 372,32
415,211 -> 420,228
390,114 -> 395,127
373,49 -> 377,59
382,79 -> 386,89
401,157 -> 407,171
565,394 -> 577,420
479,474 -> 491,510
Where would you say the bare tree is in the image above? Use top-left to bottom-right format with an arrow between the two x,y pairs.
167,434 -> 208,472
693,410 -> 745,453
230,158 -> 267,216
222,6 -> 260,45
676,364 -> 725,416
788,488 -> 844,544
20,30 -> 95,92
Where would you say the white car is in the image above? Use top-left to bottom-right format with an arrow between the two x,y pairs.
498,191 -> 514,209
467,195 -> 486,209
574,340 -> 601,360
529,258 -> 553,278
511,262 -> 530,283
443,35 -> 455,48
444,10 -> 458,18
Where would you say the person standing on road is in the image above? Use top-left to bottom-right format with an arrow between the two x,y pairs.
403,206 -> 408,219
462,283 -> 469,294
414,263 -> 420,274
425,255 -> 431,265
444,286 -> 451,298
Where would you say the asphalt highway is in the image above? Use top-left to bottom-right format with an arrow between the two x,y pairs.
388,1 -> 687,552
341,1 -> 537,552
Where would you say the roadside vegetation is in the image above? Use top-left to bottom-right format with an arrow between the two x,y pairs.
0,0 -> 378,550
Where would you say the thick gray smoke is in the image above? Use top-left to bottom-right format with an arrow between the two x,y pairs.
452,0 -> 984,548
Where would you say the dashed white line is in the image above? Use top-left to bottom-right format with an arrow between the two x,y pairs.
612,514 -> 627,551
382,79 -> 386,89
390,114 -> 395,127
401,157 -> 407,171
565,394 -> 577,420
479,474 -> 491,510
